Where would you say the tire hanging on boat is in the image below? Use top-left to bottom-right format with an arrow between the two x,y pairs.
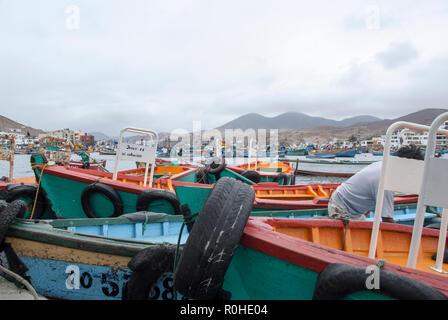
274,172 -> 288,185
240,170 -> 261,184
122,244 -> 179,300
173,177 -> 255,300
206,158 -> 226,175
312,263 -> 448,300
0,200 -> 26,242
5,184 -> 46,219
136,189 -> 182,215
81,182 -> 124,218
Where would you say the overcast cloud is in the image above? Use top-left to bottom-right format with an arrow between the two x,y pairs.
0,0 -> 447,136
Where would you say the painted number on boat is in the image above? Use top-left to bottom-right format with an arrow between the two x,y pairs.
65,265 -> 128,297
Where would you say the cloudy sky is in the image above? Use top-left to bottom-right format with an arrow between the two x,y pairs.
0,0 -> 447,136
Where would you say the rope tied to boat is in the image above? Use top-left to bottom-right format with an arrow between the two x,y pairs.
29,163 -> 47,220
376,259 -> 386,269
172,221 -> 186,301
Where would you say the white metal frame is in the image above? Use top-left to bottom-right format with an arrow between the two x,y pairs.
368,120 -> 448,263
113,128 -> 158,188
407,112 -> 448,272
247,139 -> 258,171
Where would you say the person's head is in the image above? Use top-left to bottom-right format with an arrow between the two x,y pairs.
395,144 -> 424,160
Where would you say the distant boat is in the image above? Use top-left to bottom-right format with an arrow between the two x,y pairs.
287,148 -> 309,156
307,149 -> 356,159
99,148 -> 116,155
295,169 -> 355,177
372,151 -> 397,156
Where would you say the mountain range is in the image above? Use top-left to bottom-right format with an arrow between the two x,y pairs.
1,108 -> 447,145
216,112 -> 382,130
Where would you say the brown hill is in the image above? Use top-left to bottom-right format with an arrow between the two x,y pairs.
0,115 -> 45,137
279,108 -> 448,144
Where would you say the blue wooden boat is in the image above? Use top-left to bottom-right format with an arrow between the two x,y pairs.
1,208 -> 189,300
306,154 -> 336,159
306,149 -> 356,159
334,150 -> 356,157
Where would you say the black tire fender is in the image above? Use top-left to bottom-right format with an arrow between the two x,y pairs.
313,263 -> 448,300
81,183 -> 124,218
274,172 -> 288,185
240,170 -> 261,184
123,245 -> 179,300
0,200 -> 26,242
207,158 -> 226,175
5,184 -> 46,219
173,177 -> 255,300
136,189 -> 181,215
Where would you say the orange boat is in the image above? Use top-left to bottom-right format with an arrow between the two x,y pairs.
223,217 -> 448,298
227,161 -> 295,184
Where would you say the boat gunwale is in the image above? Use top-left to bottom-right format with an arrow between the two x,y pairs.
35,165 -> 165,194
241,217 -> 448,295
6,219 -> 169,257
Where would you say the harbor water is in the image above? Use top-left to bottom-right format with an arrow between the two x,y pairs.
0,152 -> 388,185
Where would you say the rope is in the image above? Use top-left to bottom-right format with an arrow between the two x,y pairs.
29,163 -> 47,220
172,221 -> 186,301
0,264 -> 40,300
142,213 -> 149,235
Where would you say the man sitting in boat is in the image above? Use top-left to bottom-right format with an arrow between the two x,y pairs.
328,144 -> 424,223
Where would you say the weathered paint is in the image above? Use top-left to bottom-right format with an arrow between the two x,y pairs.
5,237 -> 131,268
19,256 -> 131,300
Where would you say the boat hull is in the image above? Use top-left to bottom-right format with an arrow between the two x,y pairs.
220,217 -> 448,299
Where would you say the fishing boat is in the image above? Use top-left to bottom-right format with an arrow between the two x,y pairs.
27,155 -> 196,219
69,150 -> 108,171
371,151 -> 397,156
171,178 -> 418,213
0,201 -> 187,300
294,169 -> 355,177
172,177 -> 448,300
209,217 -> 448,299
7,128 -> 200,220
99,148 -> 116,155
286,148 -> 309,156
282,158 -> 377,165
306,153 -> 336,159
0,177 -> 439,301
226,161 -> 295,185
307,149 -> 356,159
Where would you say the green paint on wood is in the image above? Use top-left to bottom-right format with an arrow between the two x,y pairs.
223,245 -> 393,300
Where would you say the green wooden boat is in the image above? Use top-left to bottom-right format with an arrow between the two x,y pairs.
173,177 -> 448,300
286,148 -> 309,156
23,154 -> 195,219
